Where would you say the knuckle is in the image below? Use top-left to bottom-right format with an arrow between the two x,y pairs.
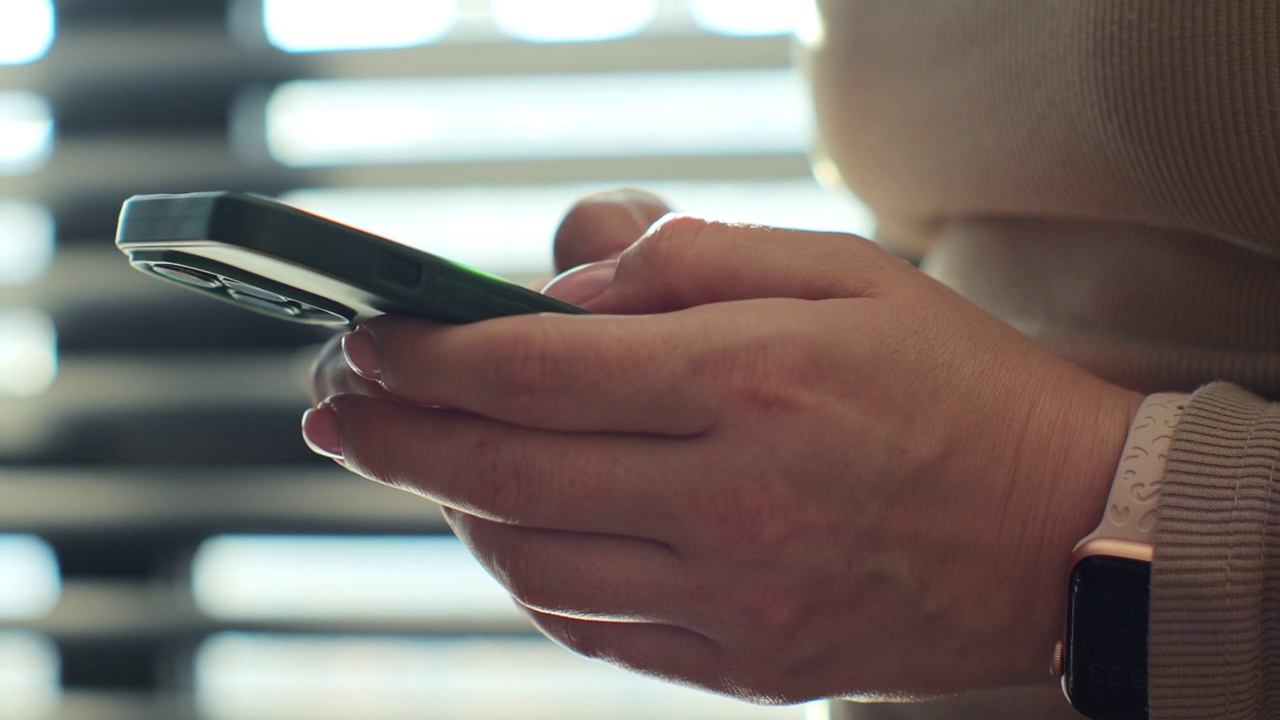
502,556 -> 559,613
651,213 -> 714,241
644,214 -> 713,259
697,459 -> 784,542
345,432 -> 414,495
718,327 -> 813,419
729,351 -> 793,414
735,579 -> 805,638
463,431 -> 539,520
616,215 -> 713,281
359,432 -> 420,493
695,499 -> 812,635
486,324 -> 570,406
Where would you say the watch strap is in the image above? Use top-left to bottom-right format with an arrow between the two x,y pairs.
1074,392 -> 1190,549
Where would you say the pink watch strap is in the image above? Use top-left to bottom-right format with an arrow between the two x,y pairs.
1075,392 -> 1190,548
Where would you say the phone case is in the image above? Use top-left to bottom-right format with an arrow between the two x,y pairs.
115,192 -> 586,326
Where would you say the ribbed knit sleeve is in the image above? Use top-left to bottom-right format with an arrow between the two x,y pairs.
1151,383 -> 1280,719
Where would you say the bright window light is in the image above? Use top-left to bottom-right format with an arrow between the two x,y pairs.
264,0 -> 456,53
688,0 -> 799,37
192,535 -> 521,622
0,309 -> 57,397
282,178 -> 874,276
492,0 -> 656,43
263,69 -> 810,167
0,201 -> 54,286
793,0 -> 825,48
0,0 -> 54,65
0,536 -> 59,619
0,92 -> 54,175
0,632 -> 58,718
196,634 -> 810,720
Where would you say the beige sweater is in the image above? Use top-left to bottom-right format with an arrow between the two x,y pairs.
805,1 -> 1280,717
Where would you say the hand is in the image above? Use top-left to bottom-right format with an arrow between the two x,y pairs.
304,205 -> 1140,703
310,188 -> 672,403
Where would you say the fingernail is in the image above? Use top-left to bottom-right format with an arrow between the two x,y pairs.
302,403 -> 344,460
541,259 -> 617,305
342,327 -> 381,381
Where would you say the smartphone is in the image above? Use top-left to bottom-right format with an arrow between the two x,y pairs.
115,191 -> 586,327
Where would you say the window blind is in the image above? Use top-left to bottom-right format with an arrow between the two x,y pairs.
0,2 -> 867,718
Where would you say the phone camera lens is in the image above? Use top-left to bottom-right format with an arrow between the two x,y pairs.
147,263 -> 222,289
222,279 -> 290,304
215,277 -> 350,325
294,302 -> 349,326
226,289 -> 303,318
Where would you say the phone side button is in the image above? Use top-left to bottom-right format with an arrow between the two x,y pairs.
375,252 -> 424,290
434,276 -> 492,315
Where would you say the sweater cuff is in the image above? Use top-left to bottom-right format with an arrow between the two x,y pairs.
1150,382 -> 1280,719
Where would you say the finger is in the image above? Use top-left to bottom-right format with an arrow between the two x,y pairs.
522,610 -> 736,698
345,222 -> 905,432
351,307 -> 764,434
310,333 -> 389,404
593,215 -> 915,314
317,394 -> 692,537
445,510 -> 692,624
553,188 -> 673,272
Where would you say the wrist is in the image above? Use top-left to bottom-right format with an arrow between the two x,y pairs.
1056,392 -> 1191,718
1009,375 -> 1144,682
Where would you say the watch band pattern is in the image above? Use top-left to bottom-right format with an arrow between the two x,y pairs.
1076,392 -> 1191,548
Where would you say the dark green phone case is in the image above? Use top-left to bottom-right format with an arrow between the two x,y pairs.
116,191 -> 587,327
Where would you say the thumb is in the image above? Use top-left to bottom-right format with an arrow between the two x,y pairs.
593,215 -> 912,313
553,188 -> 673,272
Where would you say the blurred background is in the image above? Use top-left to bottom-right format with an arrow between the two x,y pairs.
0,0 -> 873,718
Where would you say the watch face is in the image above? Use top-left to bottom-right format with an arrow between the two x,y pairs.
1064,556 -> 1150,720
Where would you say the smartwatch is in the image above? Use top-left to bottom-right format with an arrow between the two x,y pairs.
1053,393 -> 1189,720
